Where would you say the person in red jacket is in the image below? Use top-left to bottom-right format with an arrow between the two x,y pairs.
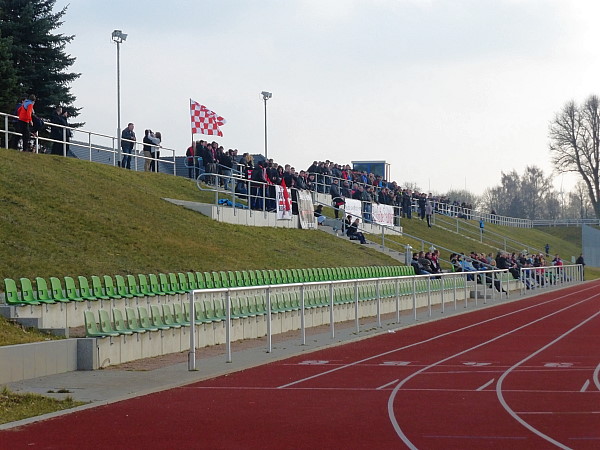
17,95 -> 36,152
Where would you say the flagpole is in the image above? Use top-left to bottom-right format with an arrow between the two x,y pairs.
190,98 -> 195,179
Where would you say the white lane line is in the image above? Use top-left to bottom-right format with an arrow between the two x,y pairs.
476,378 -> 496,391
580,379 -> 590,392
517,411 -> 600,415
496,309 -> 600,450
277,284 -> 597,389
593,362 -> 600,391
377,379 -> 400,390
388,292 -> 600,450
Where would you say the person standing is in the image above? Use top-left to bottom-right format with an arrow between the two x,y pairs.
16,95 -> 36,152
576,254 -> 585,279
330,179 -> 344,219
121,123 -> 136,169
143,129 -> 159,172
50,106 -> 66,155
151,132 -> 162,172
479,218 -> 485,234
425,198 -> 434,227
545,243 -> 550,256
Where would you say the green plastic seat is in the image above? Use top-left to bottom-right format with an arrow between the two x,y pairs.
126,275 -> 145,298
137,306 -> 159,331
33,277 -> 58,303
4,278 -> 40,305
213,299 -> 226,320
242,270 -> 253,286
125,307 -> 153,332
254,270 -> 264,286
85,310 -> 117,337
162,304 -> 182,328
178,273 -> 191,292
102,275 -> 122,299
195,272 -> 207,289
235,271 -> 246,287
249,271 -> 259,286
203,272 -> 215,289
157,273 -> 177,295
167,273 -> 187,294
172,303 -> 190,326
136,274 -> 155,296
76,276 -> 98,301
150,305 -> 172,330
90,276 -> 110,300
115,275 -> 134,298
218,271 -> 230,288
113,308 -> 136,334
184,272 -> 198,290
49,277 -> 73,302
99,309 -> 123,335
149,274 -> 167,295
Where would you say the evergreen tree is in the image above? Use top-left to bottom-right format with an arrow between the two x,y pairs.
0,32 -> 19,114
0,0 -> 80,119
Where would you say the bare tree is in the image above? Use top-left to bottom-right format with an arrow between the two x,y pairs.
549,95 -> 600,218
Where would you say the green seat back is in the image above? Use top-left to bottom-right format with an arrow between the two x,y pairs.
195,272 -> 206,289
126,275 -> 145,297
98,309 -> 119,335
49,277 -> 70,302
178,273 -> 190,291
203,272 -> 215,289
172,303 -> 190,326
4,278 -> 25,305
149,274 -> 166,295
102,275 -> 121,299
161,304 -> 181,328
115,275 -> 133,298
138,306 -> 158,331
84,310 -> 105,337
112,308 -> 133,334
34,277 -> 55,303
90,276 -> 109,299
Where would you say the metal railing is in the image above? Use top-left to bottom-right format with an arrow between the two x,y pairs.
1,111 -> 177,174
186,265 -> 582,369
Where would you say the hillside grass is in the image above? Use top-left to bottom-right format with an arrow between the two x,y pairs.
0,148 -> 397,281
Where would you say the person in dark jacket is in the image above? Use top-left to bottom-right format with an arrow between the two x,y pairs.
346,218 -> 367,244
120,122 -> 136,168
50,106 -> 69,156
330,179 -> 344,219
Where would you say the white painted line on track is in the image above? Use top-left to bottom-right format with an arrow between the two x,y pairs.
580,379 -> 590,392
594,362 -> 600,391
377,379 -> 400,390
388,290 -> 600,450
496,309 -> 600,450
516,411 -> 600,415
277,284 -> 598,389
476,378 -> 495,391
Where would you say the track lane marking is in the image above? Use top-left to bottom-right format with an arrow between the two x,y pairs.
476,378 -> 495,391
496,309 -> 600,450
387,291 -> 600,450
580,379 -> 590,392
377,379 -> 400,390
594,362 -> 600,391
277,284 -> 598,389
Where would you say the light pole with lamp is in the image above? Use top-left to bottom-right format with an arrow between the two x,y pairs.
261,91 -> 272,161
112,29 -> 127,167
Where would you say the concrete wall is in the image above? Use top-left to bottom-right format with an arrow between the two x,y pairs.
0,339 -> 82,384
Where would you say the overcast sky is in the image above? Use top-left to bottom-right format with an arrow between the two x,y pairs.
54,0 -> 599,195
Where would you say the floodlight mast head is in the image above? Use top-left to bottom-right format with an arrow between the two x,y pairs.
261,91 -> 272,100
112,30 -> 127,43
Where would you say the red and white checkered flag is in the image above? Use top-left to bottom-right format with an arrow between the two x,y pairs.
190,99 -> 226,137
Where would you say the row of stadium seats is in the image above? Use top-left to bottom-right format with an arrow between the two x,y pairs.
84,276 -> 467,338
3,266 -> 416,307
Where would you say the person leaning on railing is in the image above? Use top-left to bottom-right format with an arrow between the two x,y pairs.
120,122 -> 136,168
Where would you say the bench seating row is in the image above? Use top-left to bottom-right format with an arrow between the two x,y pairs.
3,265 -> 416,307
85,276 -> 468,338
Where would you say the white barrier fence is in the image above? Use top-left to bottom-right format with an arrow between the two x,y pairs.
187,265 -> 582,370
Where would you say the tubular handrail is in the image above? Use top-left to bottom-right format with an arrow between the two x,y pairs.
1,110 -> 177,174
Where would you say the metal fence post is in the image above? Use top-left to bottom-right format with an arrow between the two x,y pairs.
329,282 -> 335,339
266,287 -> 272,353
225,290 -> 231,363
188,291 -> 196,371
354,281 -> 360,333
300,284 -> 306,345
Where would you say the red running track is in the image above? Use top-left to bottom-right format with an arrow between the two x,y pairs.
2,281 -> 599,449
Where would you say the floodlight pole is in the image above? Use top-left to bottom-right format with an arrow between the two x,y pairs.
112,30 -> 127,167
261,91 -> 272,160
